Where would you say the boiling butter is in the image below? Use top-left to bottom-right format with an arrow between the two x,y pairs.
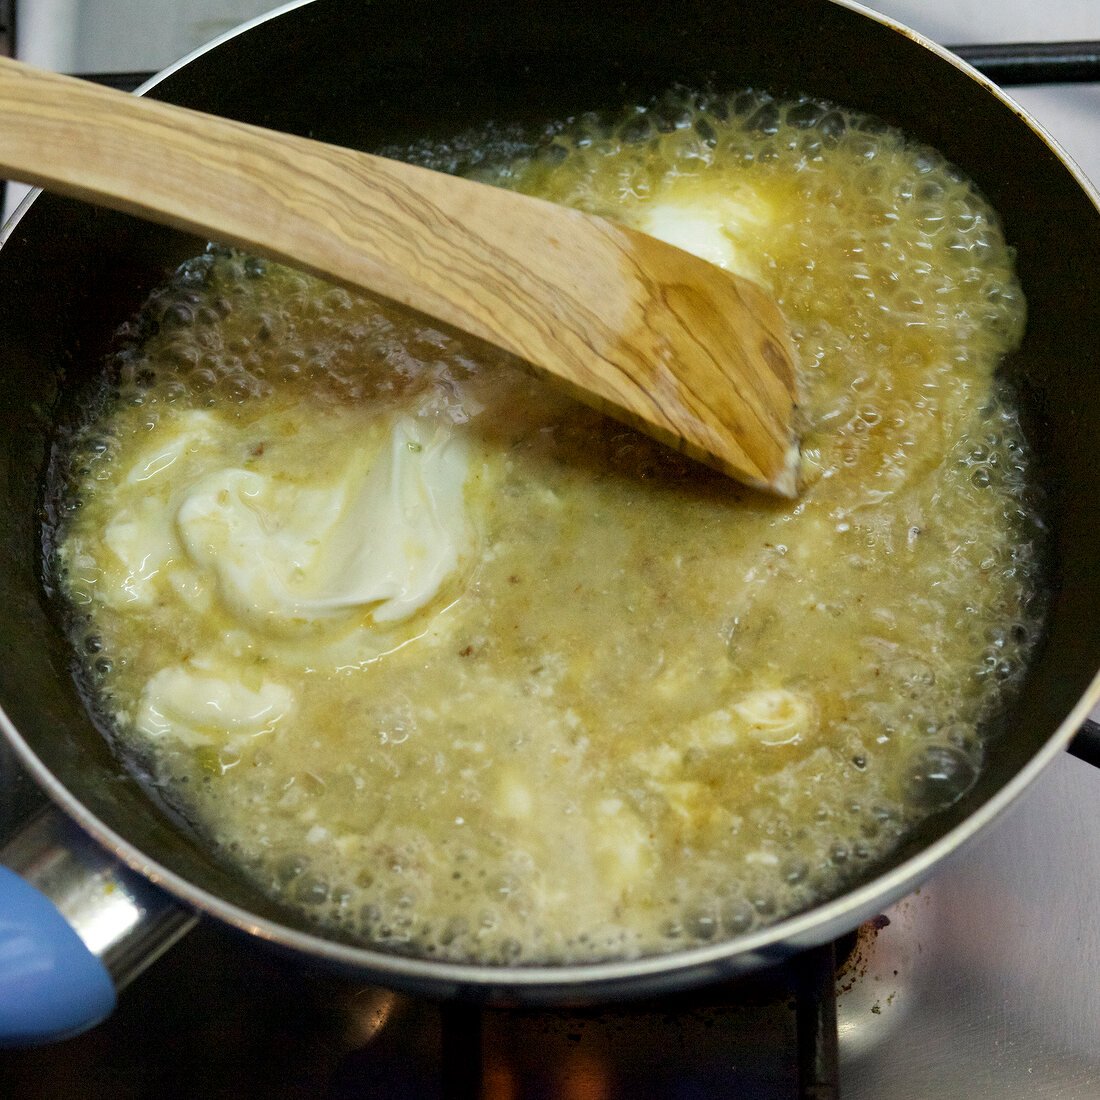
54,87 -> 1041,965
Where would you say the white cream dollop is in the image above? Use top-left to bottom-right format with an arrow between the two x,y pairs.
102,413 -> 220,607
175,414 -> 468,628
135,664 -> 293,748
637,180 -> 773,286
98,407 -> 469,633
733,688 -> 815,745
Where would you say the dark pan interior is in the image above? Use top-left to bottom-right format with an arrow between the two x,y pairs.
2,0 -> 1099,962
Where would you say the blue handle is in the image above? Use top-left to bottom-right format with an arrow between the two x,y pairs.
0,865 -> 116,1045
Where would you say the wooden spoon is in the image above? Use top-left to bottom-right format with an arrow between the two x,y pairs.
0,57 -> 801,496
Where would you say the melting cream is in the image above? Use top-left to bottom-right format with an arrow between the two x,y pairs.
136,664 -> 294,748
98,408 -> 470,633
638,179 -> 774,285
177,415 -> 469,629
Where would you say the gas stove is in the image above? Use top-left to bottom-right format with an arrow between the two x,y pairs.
2,2 -> 1100,1097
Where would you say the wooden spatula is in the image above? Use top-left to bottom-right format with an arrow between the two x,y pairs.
0,57 -> 801,496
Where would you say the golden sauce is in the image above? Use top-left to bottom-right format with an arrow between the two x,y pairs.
53,89 -> 1041,964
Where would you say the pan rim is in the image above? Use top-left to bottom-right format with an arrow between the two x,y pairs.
3,0 -> 1099,999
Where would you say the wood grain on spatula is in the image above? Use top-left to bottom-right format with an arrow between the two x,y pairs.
0,57 -> 801,495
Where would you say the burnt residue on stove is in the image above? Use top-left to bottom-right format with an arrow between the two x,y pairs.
836,914 -> 893,996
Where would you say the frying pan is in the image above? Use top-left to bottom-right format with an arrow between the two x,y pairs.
2,0 -> 1100,1043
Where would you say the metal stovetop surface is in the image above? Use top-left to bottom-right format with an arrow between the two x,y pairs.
844,751 -> 1100,1098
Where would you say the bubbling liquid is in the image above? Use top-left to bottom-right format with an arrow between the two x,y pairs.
51,88 -> 1043,964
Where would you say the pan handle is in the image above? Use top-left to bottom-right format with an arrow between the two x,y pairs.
1068,718 -> 1100,770
950,41 -> 1100,85
0,806 -> 196,1046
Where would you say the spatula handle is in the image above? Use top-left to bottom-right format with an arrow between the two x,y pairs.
0,56 -> 799,494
